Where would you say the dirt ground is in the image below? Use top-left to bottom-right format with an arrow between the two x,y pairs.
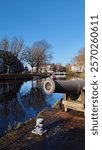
0,108 -> 85,150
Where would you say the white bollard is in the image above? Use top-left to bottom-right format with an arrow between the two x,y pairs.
36,118 -> 44,127
31,118 -> 47,136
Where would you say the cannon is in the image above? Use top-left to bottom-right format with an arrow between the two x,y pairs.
43,78 -> 85,101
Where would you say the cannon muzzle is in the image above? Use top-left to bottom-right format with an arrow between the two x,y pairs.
43,79 -> 85,100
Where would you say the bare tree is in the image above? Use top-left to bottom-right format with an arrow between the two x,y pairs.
71,48 -> 85,73
33,40 -> 52,72
22,47 -> 37,73
74,48 -> 85,66
0,36 -> 24,60
23,40 -> 52,73
0,36 -> 25,73
0,37 -> 9,51
0,50 -> 17,73
10,37 -> 24,60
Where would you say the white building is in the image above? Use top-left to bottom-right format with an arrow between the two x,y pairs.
71,64 -> 85,73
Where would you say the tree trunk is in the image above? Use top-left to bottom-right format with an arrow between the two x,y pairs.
36,67 -> 39,74
31,66 -> 33,74
7,65 -> 10,74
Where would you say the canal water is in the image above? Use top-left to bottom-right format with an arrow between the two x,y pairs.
0,79 -> 63,137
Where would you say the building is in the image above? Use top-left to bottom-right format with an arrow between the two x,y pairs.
0,58 -> 6,73
0,50 -> 24,73
71,64 -> 85,73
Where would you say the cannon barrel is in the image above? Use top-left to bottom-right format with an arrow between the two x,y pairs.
43,79 -> 85,100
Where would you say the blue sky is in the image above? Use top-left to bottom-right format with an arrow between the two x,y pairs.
0,0 -> 85,65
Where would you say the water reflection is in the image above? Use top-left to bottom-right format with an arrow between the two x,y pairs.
0,81 -> 23,102
0,79 -> 63,137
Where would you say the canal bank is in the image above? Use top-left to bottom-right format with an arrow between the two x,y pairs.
0,79 -> 63,137
0,108 -> 85,150
0,73 -> 49,81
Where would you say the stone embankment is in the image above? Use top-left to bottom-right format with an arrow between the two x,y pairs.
0,73 -> 49,81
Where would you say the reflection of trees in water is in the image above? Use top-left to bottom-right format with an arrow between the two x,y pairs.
0,80 -> 48,120
0,79 -> 53,137
10,96 -> 25,120
20,80 -> 47,110
0,81 -> 25,120
0,81 -> 23,102
0,101 -> 9,117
